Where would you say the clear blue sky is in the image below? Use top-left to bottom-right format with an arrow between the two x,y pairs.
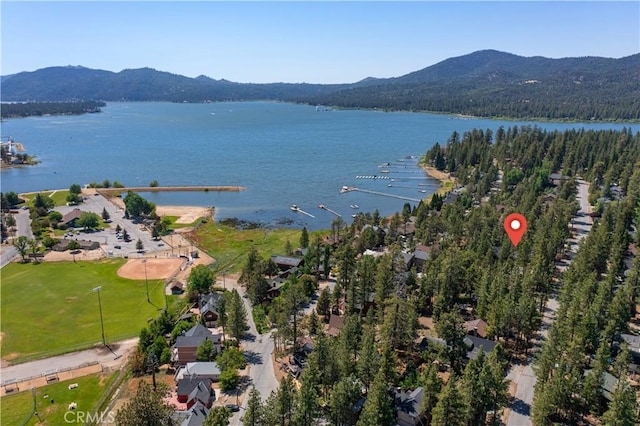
2,1 -> 639,84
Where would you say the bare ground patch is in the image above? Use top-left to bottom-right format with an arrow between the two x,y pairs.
116,258 -> 185,280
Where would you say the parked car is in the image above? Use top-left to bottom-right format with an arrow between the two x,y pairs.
225,404 -> 240,412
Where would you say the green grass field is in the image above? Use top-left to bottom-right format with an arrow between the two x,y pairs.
0,372 -> 117,426
189,221 -> 325,273
21,190 -> 70,207
1,259 -> 167,363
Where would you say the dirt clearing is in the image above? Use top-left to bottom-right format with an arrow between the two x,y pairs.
116,258 -> 185,280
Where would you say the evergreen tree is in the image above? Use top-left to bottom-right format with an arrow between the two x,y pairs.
243,386 -> 265,426
356,369 -> 395,426
203,407 -> 231,426
431,376 -> 466,426
328,375 -> 362,426
115,381 -> 173,426
227,289 -> 248,342
601,379 -> 639,426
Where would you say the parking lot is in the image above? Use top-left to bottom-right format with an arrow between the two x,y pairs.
52,191 -> 185,259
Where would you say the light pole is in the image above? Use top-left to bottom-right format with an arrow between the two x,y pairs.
142,259 -> 149,303
93,286 -> 106,346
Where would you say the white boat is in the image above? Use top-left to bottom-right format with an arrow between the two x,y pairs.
350,204 -> 359,209
290,204 -> 299,211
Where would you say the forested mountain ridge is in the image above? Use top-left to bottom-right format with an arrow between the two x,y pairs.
2,50 -> 638,121
306,50 -> 640,121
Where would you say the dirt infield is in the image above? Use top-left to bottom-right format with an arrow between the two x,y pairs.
116,258 -> 185,280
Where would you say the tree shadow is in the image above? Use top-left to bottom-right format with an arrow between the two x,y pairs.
243,350 -> 263,365
509,397 -> 531,416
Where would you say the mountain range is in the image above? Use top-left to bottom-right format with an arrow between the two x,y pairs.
2,50 -> 639,121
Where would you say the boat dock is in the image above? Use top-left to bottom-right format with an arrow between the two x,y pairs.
356,175 -> 390,180
318,204 -> 341,217
291,205 -> 315,218
340,186 -> 421,202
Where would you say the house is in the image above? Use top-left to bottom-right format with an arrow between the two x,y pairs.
549,173 -> 570,186
176,378 -> 213,404
186,381 -> 214,409
270,255 -> 304,272
199,293 -> 223,327
464,319 -> 488,338
464,335 -> 497,360
52,239 -> 100,252
60,208 -> 84,227
325,314 -> 345,337
172,401 -> 210,426
175,362 -> 222,382
266,277 -> 287,300
620,333 -> 640,363
172,324 -> 222,365
413,244 -> 437,272
394,387 -> 425,426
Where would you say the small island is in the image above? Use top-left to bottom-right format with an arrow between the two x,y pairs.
0,100 -> 106,119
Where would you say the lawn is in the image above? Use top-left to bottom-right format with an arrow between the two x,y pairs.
187,221 -> 326,273
21,190 -> 70,207
0,372 -> 118,426
1,259 -> 167,363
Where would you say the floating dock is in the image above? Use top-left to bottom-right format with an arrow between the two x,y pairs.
318,204 -> 341,217
340,186 -> 421,202
291,205 -> 315,218
355,175 -> 390,180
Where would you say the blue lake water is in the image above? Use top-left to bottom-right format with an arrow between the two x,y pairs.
1,102 -> 638,230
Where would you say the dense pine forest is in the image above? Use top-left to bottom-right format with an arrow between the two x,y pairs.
0,100 -> 106,118
217,126 -> 639,425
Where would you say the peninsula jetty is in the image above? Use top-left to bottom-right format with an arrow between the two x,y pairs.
96,185 -> 246,195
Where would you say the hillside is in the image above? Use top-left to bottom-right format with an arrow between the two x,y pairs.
2,50 -> 638,121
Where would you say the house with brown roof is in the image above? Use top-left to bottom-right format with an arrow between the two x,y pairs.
325,314 -> 345,337
172,324 -> 222,365
464,319 -> 488,338
61,208 -> 84,227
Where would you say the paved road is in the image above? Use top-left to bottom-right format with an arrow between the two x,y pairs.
505,179 -> 593,426
1,339 -> 137,384
218,275 -> 279,424
1,208 -> 33,267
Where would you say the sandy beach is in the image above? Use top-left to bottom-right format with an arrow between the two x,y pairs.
422,165 -> 456,193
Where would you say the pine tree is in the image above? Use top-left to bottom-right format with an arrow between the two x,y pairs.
243,386 -> 265,426
328,375 -> 362,426
115,381 -> 173,426
294,370 -> 320,426
431,376 -> 466,426
356,369 -> 395,426
203,407 -> 231,426
601,379 -> 639,426
227,289 -> 248,342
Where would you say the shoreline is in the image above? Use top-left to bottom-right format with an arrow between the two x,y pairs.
422,164 -> 456,199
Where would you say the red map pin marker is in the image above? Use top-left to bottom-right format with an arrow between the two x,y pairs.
504,213 -> 527,247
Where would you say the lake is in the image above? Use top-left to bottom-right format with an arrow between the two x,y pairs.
1,102 -> 637,230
